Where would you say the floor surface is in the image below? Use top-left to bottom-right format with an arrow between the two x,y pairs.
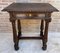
0,32 -> 60,53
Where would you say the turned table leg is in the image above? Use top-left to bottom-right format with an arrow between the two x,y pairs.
40,20 -> 44,38
42,13 -> 51,50
17,20 -> 22,39
9,12 -> 19,51
11,21 -> 19,50
42,20 -> 49,50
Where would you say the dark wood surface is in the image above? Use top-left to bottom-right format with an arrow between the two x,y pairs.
19,37 -> 42,39
2,3 -> 58,13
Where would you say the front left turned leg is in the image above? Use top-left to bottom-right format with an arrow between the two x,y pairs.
12,21 -> 19,51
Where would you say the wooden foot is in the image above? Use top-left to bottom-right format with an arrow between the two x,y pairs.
42,41 -> 47,50
14,43 -> 19,51
42,45 -> 47,50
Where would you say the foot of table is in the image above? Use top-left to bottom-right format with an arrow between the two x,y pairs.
14,43 -> 19,51
42,41 -> 47,50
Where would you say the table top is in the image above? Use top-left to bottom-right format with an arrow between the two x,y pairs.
2,3 -> 58,13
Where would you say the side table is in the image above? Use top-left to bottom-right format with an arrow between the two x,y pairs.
2,3 -> 58,51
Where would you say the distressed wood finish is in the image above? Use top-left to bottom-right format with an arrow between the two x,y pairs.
2,3 -> 58,13
2,3 -> 58,51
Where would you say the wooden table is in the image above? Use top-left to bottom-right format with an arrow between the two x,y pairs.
2,3 -> 58,51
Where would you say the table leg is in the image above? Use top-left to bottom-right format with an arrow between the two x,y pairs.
42,20 -> 49,50
17,20 -> 22,39
40,20 -> 44,38
12,21 -> 19,50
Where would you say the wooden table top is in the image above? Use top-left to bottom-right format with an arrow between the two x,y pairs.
2,3 -> 58,13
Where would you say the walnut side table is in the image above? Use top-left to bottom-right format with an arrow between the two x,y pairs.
2,3 -> 58,51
